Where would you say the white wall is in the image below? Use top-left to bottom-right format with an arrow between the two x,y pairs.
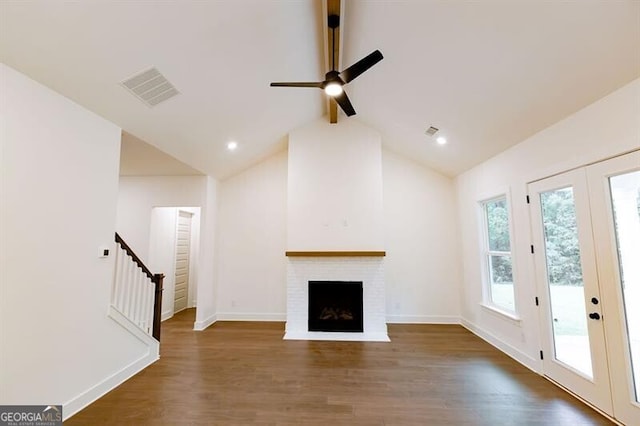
194,176 -> 218,329
0,64 -> 150,417
215,140 -> 462,323
116,176 -> 206,261
456,79 -> 640,370
149,208 -> 178,319
216,151 -> 288,320
382,149 -> 461,323
287,119 -> 385,251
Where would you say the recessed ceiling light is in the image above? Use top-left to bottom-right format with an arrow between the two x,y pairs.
227,141 -> 238,151
436,136 -> 447,145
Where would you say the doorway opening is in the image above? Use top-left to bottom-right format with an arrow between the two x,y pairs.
528,150 -> 640,424
149,207 -> 201,324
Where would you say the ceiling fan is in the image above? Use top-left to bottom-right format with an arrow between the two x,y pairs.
270,14 -> 383,118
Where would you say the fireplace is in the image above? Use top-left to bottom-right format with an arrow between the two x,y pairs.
285,256 -> 389,341
308,281 -> 363,332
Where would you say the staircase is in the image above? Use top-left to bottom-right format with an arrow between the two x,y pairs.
112,233 -> 164,341
63,233 -> 164,418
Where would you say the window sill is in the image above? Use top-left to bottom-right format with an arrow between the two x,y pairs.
480,303 -> 522,326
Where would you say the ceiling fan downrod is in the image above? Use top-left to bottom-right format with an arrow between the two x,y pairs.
328,14 -> 339,72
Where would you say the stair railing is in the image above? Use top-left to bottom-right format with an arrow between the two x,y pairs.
113,233 -> 164,341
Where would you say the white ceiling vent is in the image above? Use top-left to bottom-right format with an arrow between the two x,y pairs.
425,126 -> 439,136
121,67 -> 179,107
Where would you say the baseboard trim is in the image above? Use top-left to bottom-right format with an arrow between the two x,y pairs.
215,312 -> 286,322
161,309 -> 173,322
193,313 -> 217,331
64,307 -> 160,420
460,317 -> 539,372
386,314 -> 460,324
63,349 -> 158,420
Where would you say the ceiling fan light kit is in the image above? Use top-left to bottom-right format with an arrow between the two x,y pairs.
270,13 -> 383,119
324,82 -> 343,96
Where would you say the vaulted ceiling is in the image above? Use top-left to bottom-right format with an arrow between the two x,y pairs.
1,1 -> 638,179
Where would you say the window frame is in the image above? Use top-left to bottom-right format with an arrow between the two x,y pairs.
478,191 -> 519,319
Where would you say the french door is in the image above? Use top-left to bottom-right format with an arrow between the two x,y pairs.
587,151 -> 640,424
529,150 -> 640,424
529,168 -> 613,413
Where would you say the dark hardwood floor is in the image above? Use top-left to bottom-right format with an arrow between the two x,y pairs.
66,309 -> 612,425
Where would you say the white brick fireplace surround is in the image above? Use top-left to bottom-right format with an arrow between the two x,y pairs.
284,254 -> 389,342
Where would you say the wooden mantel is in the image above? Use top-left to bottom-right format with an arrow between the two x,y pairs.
285,251 -> 386,257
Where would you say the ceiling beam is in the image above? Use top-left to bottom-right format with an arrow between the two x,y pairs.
325,0 -> 343,124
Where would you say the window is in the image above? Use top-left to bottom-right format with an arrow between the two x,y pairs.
481,196 -> 516,313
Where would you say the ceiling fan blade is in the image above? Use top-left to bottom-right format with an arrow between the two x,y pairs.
270,82 -> 323,88
339,50 -> 384,84
333,91 -> 356,117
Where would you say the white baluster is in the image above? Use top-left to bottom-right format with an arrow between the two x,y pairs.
142,278 -> 152,333
131,268 -> 139,325
139,272 -> 147,329
114,247 -> 120,309
117,247 -> 128,311
131,267 -> 139,325
125,259 -> 135,318
131,264 -> 140,321
133,268 -> 142,326
117,253 -> 126,313
148,279 -> 155,334
137,271 -> 146,328
111,245 -> 120,304
149,281 -> 155,334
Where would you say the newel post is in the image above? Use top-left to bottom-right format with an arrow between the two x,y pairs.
152,273 -> 164,341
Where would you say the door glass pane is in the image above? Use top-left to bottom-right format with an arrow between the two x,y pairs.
609,170 -> 640,402
540,187 -> 593,378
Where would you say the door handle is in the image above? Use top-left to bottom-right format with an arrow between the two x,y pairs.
589,312 -> 601,320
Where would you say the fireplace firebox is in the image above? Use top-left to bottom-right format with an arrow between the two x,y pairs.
308,281 -> 363,332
